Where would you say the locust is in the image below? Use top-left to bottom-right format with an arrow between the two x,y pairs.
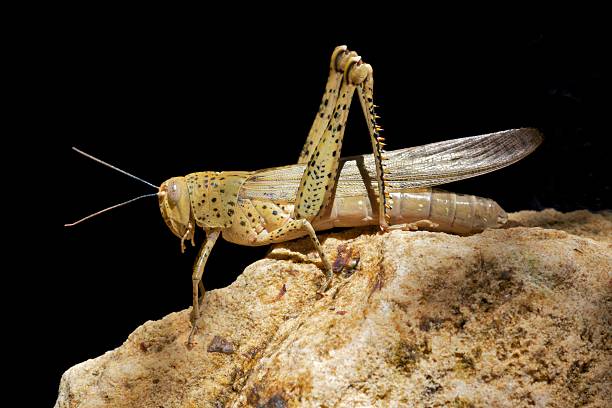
66,46 -> 542,346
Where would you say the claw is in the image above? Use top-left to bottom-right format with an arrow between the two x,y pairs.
187,318 -> 198,349
180,222 -> 194,254
319,276 -> 333,294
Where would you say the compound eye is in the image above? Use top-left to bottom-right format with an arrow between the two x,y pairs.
167,181 -> 180,205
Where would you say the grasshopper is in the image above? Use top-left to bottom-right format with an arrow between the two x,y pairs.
66,46 -> 542,346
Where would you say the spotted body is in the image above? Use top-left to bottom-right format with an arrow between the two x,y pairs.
162,127 -> 541,250
70,46 -> 542,348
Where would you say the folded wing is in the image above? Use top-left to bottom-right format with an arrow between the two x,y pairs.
241,128 -> 543,202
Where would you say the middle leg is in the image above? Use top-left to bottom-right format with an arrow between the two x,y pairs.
251,217 -> 334,290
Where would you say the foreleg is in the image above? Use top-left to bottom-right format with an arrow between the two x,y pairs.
188,228 -> 220,347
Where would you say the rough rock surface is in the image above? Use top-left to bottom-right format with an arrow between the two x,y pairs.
55,210 -> 611,407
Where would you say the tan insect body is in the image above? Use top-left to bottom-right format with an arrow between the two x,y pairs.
69,46 -> 543,347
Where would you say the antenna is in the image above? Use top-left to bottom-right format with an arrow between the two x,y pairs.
71,147 -> 159,189
65,147 -> 161,227
64,193 -> 159,227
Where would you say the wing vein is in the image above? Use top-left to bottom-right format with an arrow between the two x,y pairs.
241,128 -> 542,202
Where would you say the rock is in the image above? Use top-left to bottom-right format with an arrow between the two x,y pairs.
508,209 -> 612,244
55,210 -> 612,407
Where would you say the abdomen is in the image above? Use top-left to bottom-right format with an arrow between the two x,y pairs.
313,188 -> 507,235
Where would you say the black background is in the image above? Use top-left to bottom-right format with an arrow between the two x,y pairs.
37,16 -> 608,403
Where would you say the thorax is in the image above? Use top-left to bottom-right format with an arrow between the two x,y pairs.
185,171 -> 252,228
